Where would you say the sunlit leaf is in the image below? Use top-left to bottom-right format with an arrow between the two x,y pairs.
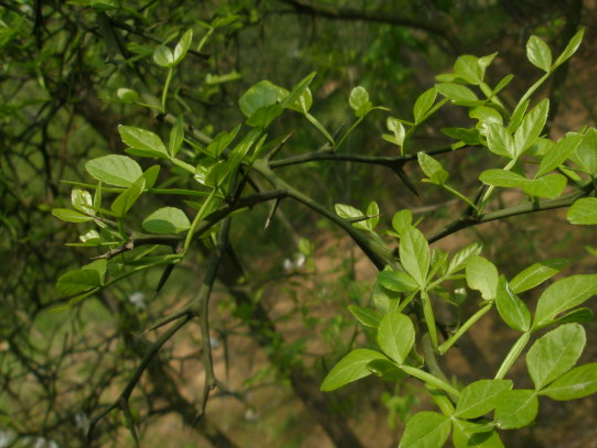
320,349 -> 387,391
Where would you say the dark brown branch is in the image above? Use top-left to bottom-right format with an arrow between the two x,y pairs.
276,0 -> 464,52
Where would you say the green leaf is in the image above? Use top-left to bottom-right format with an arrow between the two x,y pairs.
246,104 -> 283,128
510,258 -> 569,294
377,311 -> 415,364
465,256 -> 498,300
567,198 -> 597,225
455,379 -> 512,419
486,124 -> 514,158
436,83 -> 478,103
387,117 -> 405,146
526,35 -> 552,72
117,88 -> 139,103
536,132 -> 583,177
320,349 -> 387,391
447,242 -> 483,276
142,165 -> 161,190
571,127 -> 597,174
513,99 -> 549,157
441,127 -> 481,145
349,86 -> 372,117
495,276 -> 531,332
279,72 -> 315,113
391,210 -> 412,237
453,422 -> 504,448
508,100 -> 529,133
377,271 -> 419,292
52,208 -> 94,223
413,88 -> 437,123
418,152 -> 449,185
71,188 -> 94,215
521,174 -> 566,198
366,201 -> 380,230
173,29 -> 193,65
400,226 -> 430,288
527,323 -> 586,390
454,55 -> 483,85
550,307 -> 594,326
82,259 -> 108,284
153,44 -> 174,67
347,305 -> 380,328
470,106 -> 503,135
554,27 -> 584,68
533,274 -> 597,328
239,80 -> 279,118
111,176 -> 145,218
119,125 -> 169,159
85,155 -> 143,187
399,412 -> 452,448
56,269 -> 102,296
305,112 -> 335,145
206,125 -> 241,158
142,207 -> 191,234
168,116 -> 184,157
539,363 -> 597,400
494,390 -> 538,429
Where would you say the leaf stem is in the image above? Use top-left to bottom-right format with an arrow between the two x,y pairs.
439,303 -> 492,355
494,332 -> 531,379
401,365 -> 460,398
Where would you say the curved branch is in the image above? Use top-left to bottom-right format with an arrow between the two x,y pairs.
276,0 -> 464,52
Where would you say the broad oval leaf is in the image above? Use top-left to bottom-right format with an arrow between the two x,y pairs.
349,86 -> 372,117
465,256 -> 498,301
85,155 -> 143,188
526,323 -> 586,390
526,35 -> 552,72
239,80 -> 279,118
567,197 -> 597,225
510,258 -> 569,294
119,125 -> 169,159
539,363 -> 597,400
454,55 -> 483,85
392,209 -> 413,237
320,348 -> 387,391
456,379 -> 513,419
399,411 -> 452,448
56,269 -> 102,296
495,390 -> 538,429
479,169 -> 524,188
71,188 -> 94,215
533,274 -> 597,328
495,276 -> 530,332
377,311 -> 415,364
153,44 -> 174,67
400,226 -> 430,287
486,123 -> 515,158
418,152 -> 448,185
521,173 -> 566,199
142,207 -> 191,234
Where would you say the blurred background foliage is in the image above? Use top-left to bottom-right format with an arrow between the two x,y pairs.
1,0 -> 596,447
